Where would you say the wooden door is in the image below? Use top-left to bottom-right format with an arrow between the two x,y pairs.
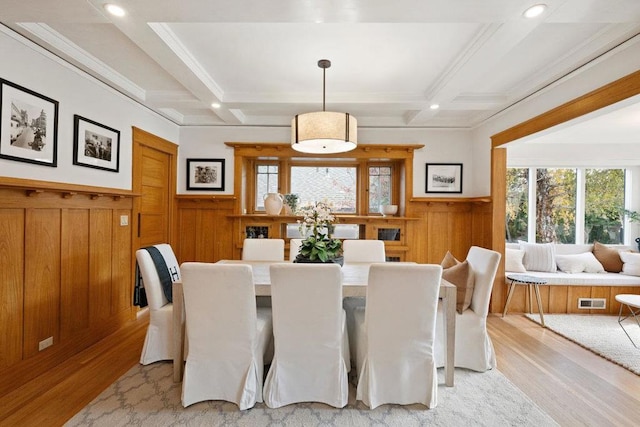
132,127 -> 177,251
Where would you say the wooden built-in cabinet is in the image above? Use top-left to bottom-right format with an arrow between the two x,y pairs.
230,214 -> 417,261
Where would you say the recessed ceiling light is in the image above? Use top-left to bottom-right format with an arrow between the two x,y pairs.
211,102 -> 221,109
523,4 -> 547,18
104,3 -> 126,17
430,104 -> 440,110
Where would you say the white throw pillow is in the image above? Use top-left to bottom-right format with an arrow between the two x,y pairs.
555,253 -> 605,274
519,241 -> 557,272
619,251 -> 640,276
505,248 -> 527,272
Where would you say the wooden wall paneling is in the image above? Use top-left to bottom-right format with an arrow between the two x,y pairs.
589,286 -> 610,315
427,210 -> 450,263
566,286 -> 592,314
548,286 -> 569,313
448,208 -> 472,260
60,209 -> 90,341
112,208 -> 133,316
24,209 -> 61,359
197,209 -> 217,262
177,208 -> 198,262
0,209 -> 25,368
471,202 -> 493,249
214,205 -> 235,261
90,209 -> 113,323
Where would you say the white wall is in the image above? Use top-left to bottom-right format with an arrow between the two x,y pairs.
178,126 -> 475,196
0,28 -> 178,190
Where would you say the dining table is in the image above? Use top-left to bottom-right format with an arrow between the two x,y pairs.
172,261 -> 457,387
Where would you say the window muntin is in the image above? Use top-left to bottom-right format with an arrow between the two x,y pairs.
510,167 -> 627,244
290,166 -> 357,213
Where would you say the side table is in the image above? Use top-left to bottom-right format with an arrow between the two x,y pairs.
615,294 -> 640,348
503,274 -> 547,327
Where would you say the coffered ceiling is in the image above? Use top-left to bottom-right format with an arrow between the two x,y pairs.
2,0 -> 640,133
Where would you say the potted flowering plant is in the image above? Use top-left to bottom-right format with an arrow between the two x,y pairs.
295,201 -> 343,264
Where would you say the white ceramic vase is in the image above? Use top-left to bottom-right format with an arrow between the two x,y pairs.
264,193 -> 283,215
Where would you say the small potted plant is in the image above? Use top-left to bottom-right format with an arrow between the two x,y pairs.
283,193 -> 299,215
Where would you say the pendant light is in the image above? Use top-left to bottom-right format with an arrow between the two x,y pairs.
291,59 -> 357,154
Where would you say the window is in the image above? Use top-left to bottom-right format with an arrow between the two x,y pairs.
255,164 -> 279,211
508,167 -> 626,244
369,166 -> 392,214
238,143 -> 413,216
585,168 -> 624,244
290,166 -> 357,213
535,168 -> 576,243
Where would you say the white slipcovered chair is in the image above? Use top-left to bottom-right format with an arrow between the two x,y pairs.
353,263 -> 441,409
289,238 -> 303,261
342,239 -> 386,365
242,238 -> 285,261
435,246 -> 501,371
263,263 -> 350,408
180,262 -> 273,409
136,243 -> 181,365
342,239 -> 386,263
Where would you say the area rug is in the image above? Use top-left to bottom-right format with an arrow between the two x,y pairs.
525,313 -> 640,375
65,363 -> 557,426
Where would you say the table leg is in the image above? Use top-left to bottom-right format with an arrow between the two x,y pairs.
172,282 -> 185,382
443,285 -> 456,387
533,284 -> 545,327
502,280 -> 516,317
617,302 -> 640,348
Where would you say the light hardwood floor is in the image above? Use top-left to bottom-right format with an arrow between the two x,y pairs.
1,312 -> 639,426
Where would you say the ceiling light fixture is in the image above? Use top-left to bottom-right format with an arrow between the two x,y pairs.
104,3 -> 126,17
430,104 -> 440,110
211,102 -> 221,109
523,4 -> 547,18
291,59 -> 357,154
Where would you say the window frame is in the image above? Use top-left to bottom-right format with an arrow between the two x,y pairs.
507,166 -> 627,244
246,157 -> 402,215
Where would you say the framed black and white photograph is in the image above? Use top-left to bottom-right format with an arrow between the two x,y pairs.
426,163 -> 463,194
187,158 -> 225,191
0,78 -> 58,167
73,115 -> 120,172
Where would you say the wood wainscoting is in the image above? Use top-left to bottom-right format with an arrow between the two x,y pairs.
500,283 -> 639,315
0,178 -> 136,396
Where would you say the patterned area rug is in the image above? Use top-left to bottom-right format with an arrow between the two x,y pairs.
525,313 -> 640,375
66,363 -> 557,426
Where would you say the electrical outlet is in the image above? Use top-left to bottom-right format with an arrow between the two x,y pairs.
120,215 -> 129,226
39,336 -> 53,351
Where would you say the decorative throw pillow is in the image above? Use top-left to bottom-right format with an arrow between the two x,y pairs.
441,251 -> 460,269
555,253 -> 605,274
442,260 -> 475,314
619,251 -> 640,276
505,248 -> 527,272
592,241 -> 624,273
518,241 -> 556,272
